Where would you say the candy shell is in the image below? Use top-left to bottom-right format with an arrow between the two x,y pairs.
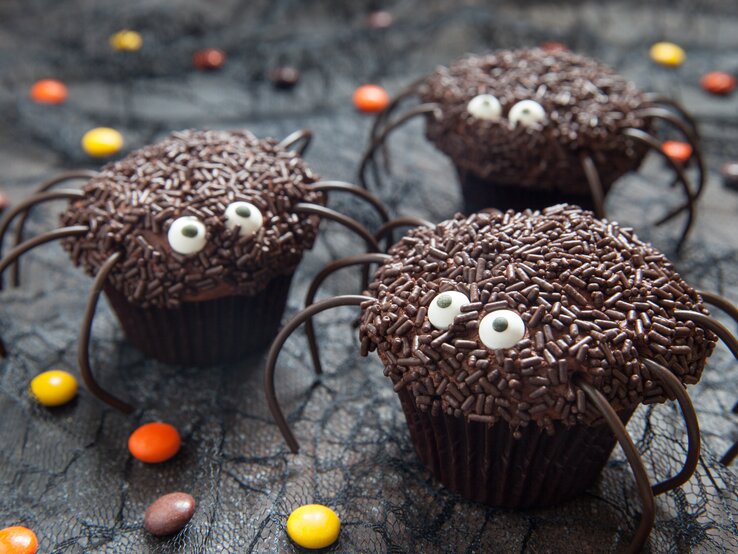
30,370 -> 78,407
367,10 -> 393,29
193,48 -> 226,71
128,422 -> 181,463
0,526 -> 38,554
649,42 -> 685,67
270,66 -> 300,89
700,71 -> 736,96
353,84 -> 390,113
81,127 -> 123,158
287,504 -> 340,550
109,30 -> 143,52
29,79 -> 68,104
144,492 -> 196,536
662,140 -> 692,164
539,41 -> 568,53
0,191 -> 8,211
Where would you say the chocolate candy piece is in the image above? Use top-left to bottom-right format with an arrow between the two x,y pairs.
0,190 -> 8,211
144,492 -> 196,536
81,127 -> 124,158
29,79 -> 68,104
721,161 -> 738,191
649,41 -> 685,67
270,66 -> 300,89
701,71 -> 736,96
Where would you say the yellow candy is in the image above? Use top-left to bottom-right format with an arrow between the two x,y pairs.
82,127 -> 124,158
286,504 -> 340,550
650,42 -> 685,67
109,30 -> 143,52
30,370 -> 78,407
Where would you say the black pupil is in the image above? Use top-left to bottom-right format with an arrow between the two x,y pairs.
236,205 -> 251,218
181,224 -> 199,238
492,317 -> 508,332
436,295 -> 452,309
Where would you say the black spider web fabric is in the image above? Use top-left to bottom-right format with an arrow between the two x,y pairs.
1,0 -> 737,552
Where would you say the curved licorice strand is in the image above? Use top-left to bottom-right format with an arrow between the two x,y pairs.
277,129 -> 313,157
674,308 -> 738,467
374,215 -> 434,252
369,78 -> 425,171
622,128 -> 695,253
697,290 -> 738,324
77,252 -> 133,413
304,255 -> 391,375
636,107 -> 706,203
641,94 -> 699,139
358,103 -> 442,190
642,359 -> 700,495
576,379 -> 655,554
310,181 -> 391,226
0,189 -> 84,289
265,295 -> 375,453
12,172 -> 95,286
0,226 -> 88,278
294,203 -> 380,293
674,310 -> 738,360
580,153 -> 606,219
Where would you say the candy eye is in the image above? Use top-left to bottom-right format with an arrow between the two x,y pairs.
427,291 -> 470,330
225,201 -> 263,238
167,216 -> 207,255
508,100 -> 546,128
467,94 -> 502,121
479,310 -> 526,349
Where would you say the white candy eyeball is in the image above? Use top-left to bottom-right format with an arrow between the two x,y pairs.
479,310 -> 526,349
167,216 -> 207,255
427,291 -> 470,330
508,100 -> 547,128
467,94 -> 502,121
225,201 -> 263,238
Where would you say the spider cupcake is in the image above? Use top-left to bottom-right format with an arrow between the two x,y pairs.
359,48 -> 704,251
0,129 -> 390,412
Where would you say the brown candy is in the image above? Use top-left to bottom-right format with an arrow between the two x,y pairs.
270,66 -> 300,89
0,191 -> 7,211
144,492 -> 196,536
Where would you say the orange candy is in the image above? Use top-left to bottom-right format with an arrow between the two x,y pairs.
353,84 -> 390,113
539,41 -> 568,53
700,71 -> 736,96
128,422 -> 181,463
29,79 -> 68,104
0,526 -> 38,554
662,140 -> 693,164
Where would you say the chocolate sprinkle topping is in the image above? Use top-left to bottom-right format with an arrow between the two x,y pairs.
60,130 -> 323,308
419,48 -> 652,193
359,205 -> 716,430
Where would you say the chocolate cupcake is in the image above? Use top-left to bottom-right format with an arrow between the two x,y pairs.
360,48 -> 704,249
356,205 -> 715,508
60,129 -> 324,366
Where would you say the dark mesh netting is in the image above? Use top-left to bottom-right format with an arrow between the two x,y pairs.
1,0 -> 737,552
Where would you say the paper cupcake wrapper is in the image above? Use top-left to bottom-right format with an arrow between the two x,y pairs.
456,167 -> 602,215
397,388 -> 633,508
103,272 -> 294,366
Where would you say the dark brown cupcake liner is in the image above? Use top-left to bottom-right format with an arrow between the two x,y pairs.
103,272 -> 294,366
397,387 -> 634,508
457,167 -> 601,215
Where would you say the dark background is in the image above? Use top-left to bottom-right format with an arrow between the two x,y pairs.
0,1 -> 737,552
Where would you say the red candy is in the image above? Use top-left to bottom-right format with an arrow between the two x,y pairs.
128,422 -> 181,463
353,84 -> 390,113
0,191 -> 8,211
539,42 -> 568,53
193,48 -> 226,71
0,526 -> 38,554
662,140 -> 693,164
29,79 -> 68,104
700,71 -> 736,96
